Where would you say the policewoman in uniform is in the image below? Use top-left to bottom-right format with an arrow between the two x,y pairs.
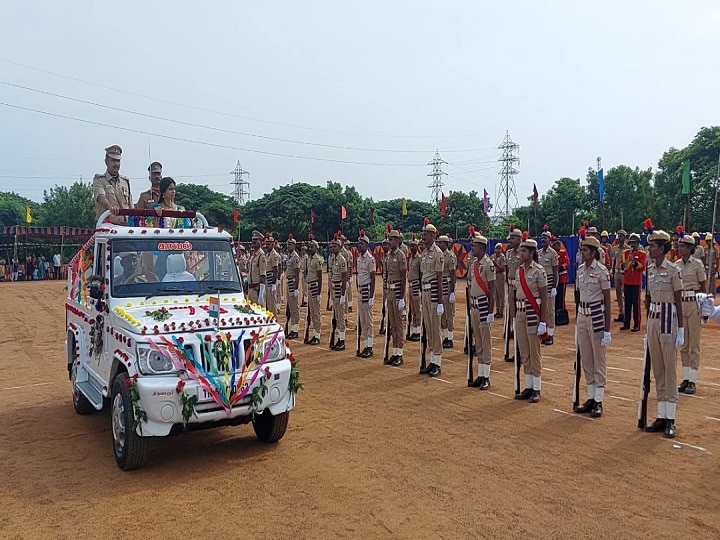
539,228 -> 559,345
247,230 -> 267,306
611,230 -> 629,322
438,235 -> 457,348
418,221 -> 445,377
676,233 -> 706,395
505,225 -> 523,320
491,243 -> 506,318
384,230 -> 407,365
305,238 -> 324,345
407,235 -> 422,341
467,233 -> 496,390
356,230 -> 376,358
644,226 -> 684,438
513,234 -> 548,403
285,235 -> 301,339
329,239 -> 348,350
573,235 -> 611,417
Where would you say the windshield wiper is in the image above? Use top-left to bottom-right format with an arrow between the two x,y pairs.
145,285 -> 196,300
197,285 -> 243,297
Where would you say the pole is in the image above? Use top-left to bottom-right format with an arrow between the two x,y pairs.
711,153 -> 720,237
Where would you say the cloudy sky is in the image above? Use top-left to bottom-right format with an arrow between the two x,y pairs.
1,0 -> 718,211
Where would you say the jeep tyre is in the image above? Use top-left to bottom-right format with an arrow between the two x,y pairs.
68,335 -> 95,415
111,373 -> 148,471
252,410 -> 289,443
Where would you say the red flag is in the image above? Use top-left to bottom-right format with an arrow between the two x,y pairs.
310,209 -> 316,224
341,205 -> 347,220
232,208 -> 239,224
440,192 -> 447,216
532,184 -> 539,206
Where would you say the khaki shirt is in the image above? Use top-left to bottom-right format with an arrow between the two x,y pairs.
611,243 -> 629,273
706,244 -> 718,269
136,188 -> 160,210
577,259 -> 610,303
647,259 -> 683,302
407,252 -> 421,282
248,248 -> 267,285
385,248 -> 407,283
287,250 -> 300,289
420,243 -> 444,284
330,251 -> 347,281
539,247 -> 558,286
306,254 -> 323,283
514,262 -> 547,300
491,252 -> 506,275
506,247 -> 522,284
442,248 -> 457,277
265,249 -> 281,284
341,247 -> 353,275
92,172 -> 132,221
677,256 -> 705,291
693,244 -> 705,267
469,254 -> 495,298
357,250 -> 375,287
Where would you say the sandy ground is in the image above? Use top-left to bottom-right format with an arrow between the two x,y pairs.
1,279 -> 719,539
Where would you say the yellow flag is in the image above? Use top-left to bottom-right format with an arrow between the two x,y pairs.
25,205 -> 32,224
401,198 -> 407,216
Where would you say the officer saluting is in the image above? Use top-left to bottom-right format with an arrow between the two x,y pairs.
467,232 -> 496,390
92,145 -> 133,224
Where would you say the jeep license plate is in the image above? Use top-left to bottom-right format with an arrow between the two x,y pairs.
197,382 -> 250,403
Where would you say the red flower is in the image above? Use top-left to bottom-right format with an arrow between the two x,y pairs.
176,380 -> 186,394
124,378 -> 132,388
264,366 -> 272,379
177,336 -> 184,344
132,374 -> 138,381
204,334 -> 211,342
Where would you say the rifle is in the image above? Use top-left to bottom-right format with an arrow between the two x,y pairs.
329,298 -> 337,349
572,327 -> 581,409
356,303 -> 362,356
503,308 -> 513,361
383,299 -> 392,363
637,336 -> 651,429
326,286 -> 332,311
513,319 -> 521,395
284,298 -> 291,335
405,293 -> 412,340
419,312 -> 427,372
379,294 -> 387,335
303,300 -> 311,344
466,289 -> 474,386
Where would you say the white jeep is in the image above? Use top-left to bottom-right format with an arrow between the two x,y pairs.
65,209 -> 298,470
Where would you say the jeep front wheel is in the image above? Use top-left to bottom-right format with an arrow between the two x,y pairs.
111,373 -> 148,471
252,410 -> 289,443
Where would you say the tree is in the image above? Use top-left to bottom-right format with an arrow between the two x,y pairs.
585,165 -> 653,233
0,192 -> 34,227
535,177 -> 589,235
175,183 -> 235,231
41,182 -> 95,229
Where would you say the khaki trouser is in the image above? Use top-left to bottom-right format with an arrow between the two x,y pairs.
288,286 -> 300,326
709,271 -> 716,296
516,311 -> 542,377
409,290 -> 421,328
386,288 -> 404,349
346,276 -> 353,307
421,290 -> 443,362
308,281 -> 321,337
614,272 -> 624,312
359,296 -> 373,342
647,316 -> 678,404
441,295 -> 455,333
507,282 -> 517,318
577,313 -> 607,390
332,281 -> 347,334
546,290 -> 555,329
265,284 -> 278,315
494,275 -> 505,315
248,286 -> 260,305
470,308 -> 492,365
680,301 -> 701,370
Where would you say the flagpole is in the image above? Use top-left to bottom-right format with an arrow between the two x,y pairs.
712,152 -> 720,237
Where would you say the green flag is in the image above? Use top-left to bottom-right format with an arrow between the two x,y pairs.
681,160 -> 690,195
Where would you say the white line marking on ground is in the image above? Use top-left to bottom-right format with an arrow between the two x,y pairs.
608,366 -> 630,372
565,347 -> 575,351
670,441 -> 710,454
609,395 -> 633,402
544,381 -> 565,387
705,416 -> 720,422
705,367 -> 720,371
553,408 -> 594,421
490,369 -> 504,374
2,382 -> 54,391
701,381 -> 720,387
433,377 -> 453,384
607,379 -> 622,384
680,394 -> 706,400
488,391 -> 511,399
626,357 -> 644,361
543,367 -> 556,372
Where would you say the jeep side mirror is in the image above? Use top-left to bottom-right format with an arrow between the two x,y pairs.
88,275 -> 105,300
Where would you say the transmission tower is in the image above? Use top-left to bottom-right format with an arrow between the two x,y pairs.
496,131 -> 519,218
230,161 -> 250,205
427,149 -> 447,204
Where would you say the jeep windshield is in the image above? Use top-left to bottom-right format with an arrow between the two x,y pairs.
111,238 -> 242,298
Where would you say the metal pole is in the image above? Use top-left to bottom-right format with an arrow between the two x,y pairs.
711,152 -> 720,237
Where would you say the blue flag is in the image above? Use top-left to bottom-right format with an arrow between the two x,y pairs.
598,168 -> 604,200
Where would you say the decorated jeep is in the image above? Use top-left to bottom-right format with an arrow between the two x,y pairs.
65,209 -> 300,470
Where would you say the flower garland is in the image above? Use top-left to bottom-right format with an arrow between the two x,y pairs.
125,374 -> 148,434
175,380 -> 198,430
88,315 -> 104,358
233,303 -> 255,315
289,361 -> 303,396
145,306 -> 172,321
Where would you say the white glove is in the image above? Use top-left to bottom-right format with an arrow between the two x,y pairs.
293,289 -> 299,298
537,322 -> 547,335
550,287 -> 557,298
675,327 -> 685,348
368,297 -> 374,308
449,292 -> 456,303
437,304 -> 444,315
313,295 -> 320,302
340,295 -> 346,305
601,331 -> 611,347
271,284 -> 277,292
398,298 -> 405,310
258,284 -> 266,305
349,276 -> 353,283
486,313 -> 494,325
699,294 -> 715,317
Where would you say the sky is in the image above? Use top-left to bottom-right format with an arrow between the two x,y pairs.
1,0 -> 718,212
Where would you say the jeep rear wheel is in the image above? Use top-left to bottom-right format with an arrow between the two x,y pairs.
252,410 -> 289,443
111,373 -> 148,471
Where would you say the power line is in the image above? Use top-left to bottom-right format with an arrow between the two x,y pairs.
427,150 -> 447,204
496,131 -> 520,218
0,58 -> 495,140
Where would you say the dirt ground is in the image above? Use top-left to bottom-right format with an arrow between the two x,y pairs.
1,278 -> 719,539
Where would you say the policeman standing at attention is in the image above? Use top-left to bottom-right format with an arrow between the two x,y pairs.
438,234 -> 457,348
305,237 -> 324,345
329,238 -> 348,351
467,232 -> 496,390
611,229 -> 629,322
356,230 -> 376,358
92,145 -> 133,224
406,234 -> 422,341
384,230 -> 407,365
538,227 -> 559,345
491,243 -> 507,319
419,220 -> 445,377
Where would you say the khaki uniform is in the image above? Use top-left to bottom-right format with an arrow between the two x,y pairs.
491,252 -> 506,316
265,249 -> 282,315
341,246 -> 354,310
330,251 -> 348,339
677,256 -> 705,380
611,242 -> 629,313
506,247 -> 522,317
407,251 -> 422,335
306,253 -> 324,339
514,262 -> 547,387
539,246 -> 559,332
706,244 -> 718,295
420,243 -> 444,366
385,248 -> 407,350
356,250 -> 375,348
136,188 -> 160,210
694,244 -> 705,267
247,248 -> 267,305
440,248 -> 457,338
577,259 -> 611,403
469,254 -> 495,376
646,259 -> 683,420
300,252 -> 309,302
92,172 -> 132,224
286,250 -> 301,332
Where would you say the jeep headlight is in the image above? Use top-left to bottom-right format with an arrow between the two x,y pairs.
137,345 -> 176,375
263,336 -> 286,362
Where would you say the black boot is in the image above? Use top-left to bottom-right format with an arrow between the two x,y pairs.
685,382 -> 696,395
590,401 -> 603,418
678,380 -> 689,393
479,377 -> 490,390
529,390 -> 541,403
664,419 -> 676,438
515,388 -> 533,400
428,364 -> 441,377
469,376 -> 483,388
384,355 -> 396,365
391,356 -> 404,366
645,418 -> 667,432
333,340 -> 346,351
574,399 -> 595,414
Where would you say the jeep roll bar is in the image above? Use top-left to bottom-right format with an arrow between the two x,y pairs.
95,209 -> 209,229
